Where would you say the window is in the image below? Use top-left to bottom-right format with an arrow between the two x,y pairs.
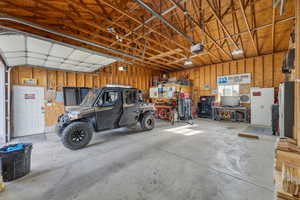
218,85 -> 239,96
124,90 -> 137,104
63,87 -> 91,106
100,91 -> 119,107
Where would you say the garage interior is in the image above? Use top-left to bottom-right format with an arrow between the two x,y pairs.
0,0 -> 299,199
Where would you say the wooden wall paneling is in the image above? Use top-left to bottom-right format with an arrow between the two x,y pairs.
105,68 -> 111,85
274,52 -> 285,87
199,67 -> 205,93
93,75 -> 99,88
76,74 -> 85,87
56,71 -> 64,91
123,66 -> 127,86
145,69 -> 150,91
143,68 -> 147,90
98,74 -> 102,87
210,64 -> 217,94
237,59 -> 245,74
230,61 -> 238,74
246,58 -> 255,87
204,66 -> 210,96
104,69 -> 109,86
18,67 -> 32,85
111,64 -> 116,84
137,67 -> 142,89
33,68 -> 47,87
127,65 -> 131,87
47,70 -> 56,89
223,62 -> 230,75
11,67 -> 19,85
132,66 -> 136,88
254,56 -> 263,87
99,69 -> 104,87
116,65 -> 120,85
101,69 -> 106,86
63,71 -> 67,86
295,0 -> 300,144
194,68 -> 201,97
85,74 -> 93,88
264,54 -> 273,88
216,63 -> 223,77
66,72 -> 76,87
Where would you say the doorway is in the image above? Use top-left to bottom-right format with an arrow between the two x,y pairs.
13,85 -> 45,137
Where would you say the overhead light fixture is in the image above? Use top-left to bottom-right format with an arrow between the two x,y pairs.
184,60 -> 193,66
116,35 -> 123,42
107,27 -> 116,33
191,43 -> 205,54
118,66 -> 128,71
232,49 -> 243,55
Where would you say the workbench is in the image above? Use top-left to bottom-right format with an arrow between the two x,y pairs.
212,106 -> 250,123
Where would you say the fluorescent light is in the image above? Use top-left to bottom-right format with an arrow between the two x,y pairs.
184,60 -> 193,65
232,49 -> 243,55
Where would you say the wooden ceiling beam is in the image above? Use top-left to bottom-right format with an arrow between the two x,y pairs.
205,0 -> 240,50
168,0 -> 232,60
4,22 -> 168,71
27,0 -> 183,70
232,0 -> 245,58
238,0 -> 259,55
97,0 -> 189,52
271,7 -> 276,53
67,0 -> 186,66
0,6 -> 174,71
110,0 -> 190,47
250,0 -> 259,55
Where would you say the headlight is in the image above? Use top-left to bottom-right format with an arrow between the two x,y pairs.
68,111 -> 80,120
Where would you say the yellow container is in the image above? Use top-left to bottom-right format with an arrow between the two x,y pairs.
0,183 -> 4,192
0,174 -> 4,192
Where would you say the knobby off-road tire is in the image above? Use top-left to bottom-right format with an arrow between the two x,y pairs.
61,122 -> 93,150
140,113 -> 155,131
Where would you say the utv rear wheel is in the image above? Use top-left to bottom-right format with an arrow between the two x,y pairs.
61,122 -> 93,150
140,113 -> 155,131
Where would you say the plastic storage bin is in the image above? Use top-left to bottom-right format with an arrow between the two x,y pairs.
0,143 -> 32,182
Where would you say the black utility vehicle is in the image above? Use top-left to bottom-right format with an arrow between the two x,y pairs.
56,85 -> 155,150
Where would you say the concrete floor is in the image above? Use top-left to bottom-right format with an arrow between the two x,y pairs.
1,119 -> 276,200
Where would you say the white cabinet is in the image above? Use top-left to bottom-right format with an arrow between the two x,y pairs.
250,88 -> 274,127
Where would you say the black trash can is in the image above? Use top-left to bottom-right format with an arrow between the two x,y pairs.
0,143 -> 32,182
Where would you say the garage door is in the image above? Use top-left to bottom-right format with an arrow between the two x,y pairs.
13,86 -> 45,137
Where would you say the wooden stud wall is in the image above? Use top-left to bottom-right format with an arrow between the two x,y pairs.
296,0 -> 300,146
11,64 -> 160,127
169,52 -> 285,101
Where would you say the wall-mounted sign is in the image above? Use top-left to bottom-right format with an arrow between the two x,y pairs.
24,93 -> 35,100
252,91 -> 261,96
217,73 -> 251,85
22,78 -> 37,85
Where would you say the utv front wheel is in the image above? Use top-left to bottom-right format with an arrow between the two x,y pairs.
61,122 -> 93,150
140,113 -> 155,131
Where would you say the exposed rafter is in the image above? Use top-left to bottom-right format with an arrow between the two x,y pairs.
168,0 -> 232,60
238,0 -> 259,55
0,0 -> 295,71
204,0 -> 240,50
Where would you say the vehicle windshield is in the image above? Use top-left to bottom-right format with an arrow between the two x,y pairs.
80,88 -> 101,107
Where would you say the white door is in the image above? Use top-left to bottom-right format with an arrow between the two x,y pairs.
250,88 -> 274,126
13,86 -> 45,137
